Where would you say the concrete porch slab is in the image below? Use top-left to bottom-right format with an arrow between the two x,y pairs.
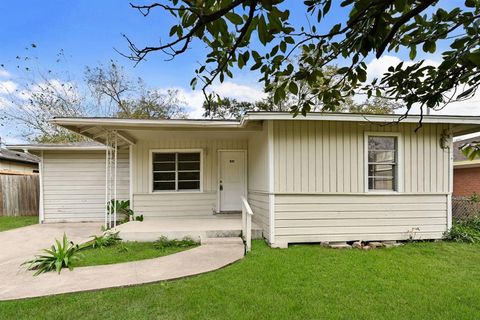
115,214 -> 263,242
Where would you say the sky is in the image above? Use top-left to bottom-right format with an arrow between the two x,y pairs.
0,1 -> 478,144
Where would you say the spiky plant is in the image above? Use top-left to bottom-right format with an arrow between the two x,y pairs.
22,233 -> 80,276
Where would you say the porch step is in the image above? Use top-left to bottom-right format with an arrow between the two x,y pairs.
115,218 -> 263,242
201,237 -> 244,245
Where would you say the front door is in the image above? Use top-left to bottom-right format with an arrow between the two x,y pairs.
219,150 -> 246,212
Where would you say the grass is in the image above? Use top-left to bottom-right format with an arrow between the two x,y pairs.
0,216 -> 37,232
1,240 -> 480,319
74,241 -> 197,267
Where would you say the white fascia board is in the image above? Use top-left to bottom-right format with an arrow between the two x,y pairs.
7,145 -> 107,151
242,112 -> 480,125
50,118 -> 242,128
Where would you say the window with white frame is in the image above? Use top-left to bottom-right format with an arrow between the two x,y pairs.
367,135 -> 398,191
152,152 -> 201,191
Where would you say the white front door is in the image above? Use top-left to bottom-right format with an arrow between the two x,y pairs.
219,150 -> 246,212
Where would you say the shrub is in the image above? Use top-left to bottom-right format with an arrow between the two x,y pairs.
445,216 -> 480,243
154,236 -> 198,250
22,233 -> 80,275
81,231 -> 122,250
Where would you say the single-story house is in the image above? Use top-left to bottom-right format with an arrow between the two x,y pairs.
0,148 -> 39,175
8,112 -> 480,248
452,136 -> 480,197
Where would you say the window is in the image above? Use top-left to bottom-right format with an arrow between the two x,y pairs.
367,135 -> 398,191
152,152 -> 201,191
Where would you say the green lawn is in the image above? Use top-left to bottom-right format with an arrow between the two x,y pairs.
74,242 -> 197,267
0,216 -> 37,232
1,241 -> 480,319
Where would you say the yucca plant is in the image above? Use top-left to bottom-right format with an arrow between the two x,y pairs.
107,199 -> 135,223
80,231 -> 121,250
22,233 -> 80,276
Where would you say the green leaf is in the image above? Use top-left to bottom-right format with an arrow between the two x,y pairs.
422,41 -> 436,54
289,81 -> 299,95
258,16 -> 268,45
225,12 -> 243,25
409,46 -> 417,60
467,52 -> 480,67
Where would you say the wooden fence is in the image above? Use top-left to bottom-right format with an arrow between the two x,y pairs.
0,174 -> 39,216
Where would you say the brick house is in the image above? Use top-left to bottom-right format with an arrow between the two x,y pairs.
453,137 -> 480,197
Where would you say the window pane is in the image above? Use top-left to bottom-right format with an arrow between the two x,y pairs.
368,151 -> 395,163
178,171 -> 200,181
368,136 -> 396,151
153,172 -> 175,181
178,181 -> 200,190
178,153 -> 200,161
153,182 -> 175,191
178,162 -> 200,171
153,153 -> 175,162
368,164 -> 394,177
153,162 -> 175,171
368,177 -> 394,190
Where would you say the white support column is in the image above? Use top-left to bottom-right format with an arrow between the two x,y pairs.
113,131 -> 118,228
38,151 -> 45,224
104,135 -> 109,230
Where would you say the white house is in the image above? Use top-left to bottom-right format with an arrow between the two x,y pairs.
9,112 -> 480,248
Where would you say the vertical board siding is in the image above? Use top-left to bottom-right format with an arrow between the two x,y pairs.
248,123 -> 270,239
0,174 -> 39,216
132,131 -> 248,217
273,121 -> 448,194
42,150 -> 129,222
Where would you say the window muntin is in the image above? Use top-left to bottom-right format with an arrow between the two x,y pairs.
152,152 -> 201,191
367,136 -> 397,191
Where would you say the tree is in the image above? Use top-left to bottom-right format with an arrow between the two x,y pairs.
348,97 -> 402,114
1,50 -> 189,143
124,0 -> 480,119
1,49 -> 88,142
85,61 -> 188,119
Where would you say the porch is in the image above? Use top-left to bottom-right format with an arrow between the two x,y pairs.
115,214 -> 263,242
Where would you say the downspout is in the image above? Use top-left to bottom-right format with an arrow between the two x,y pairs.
447,124 -> 453,230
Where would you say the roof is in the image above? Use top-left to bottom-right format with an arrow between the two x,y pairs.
9,112 -> 480,150
0,148 -> 39,164
7,141 -> 106,151
453,136 -> 480,168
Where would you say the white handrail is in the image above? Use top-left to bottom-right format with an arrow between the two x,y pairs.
241,196 -> 253,252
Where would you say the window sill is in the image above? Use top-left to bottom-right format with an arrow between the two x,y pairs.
150,190 -> 203,194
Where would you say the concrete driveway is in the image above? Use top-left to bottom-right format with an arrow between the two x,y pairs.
0,223 -> 244,301
0,223 -> 102,267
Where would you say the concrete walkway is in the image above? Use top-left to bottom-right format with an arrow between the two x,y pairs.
0,224 -> 244,301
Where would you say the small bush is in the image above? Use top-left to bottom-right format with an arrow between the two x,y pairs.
81,231 -> 122,250
445,216 -> 480,243
154,236 -> 198,250
22,233 -> 80,275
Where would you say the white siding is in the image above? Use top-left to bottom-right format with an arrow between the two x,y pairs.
248,122 -> 270,239
275,194 -> 447,243
131,131 -> 248,217
272,120 -> 450,245
42,150 -> 129,222
273,121 -> 449,193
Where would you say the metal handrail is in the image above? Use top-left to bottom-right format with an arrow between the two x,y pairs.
241,196 -> 253,252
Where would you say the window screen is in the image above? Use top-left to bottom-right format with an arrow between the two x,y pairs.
152,152 -> 200,191
367,136 -> 397,191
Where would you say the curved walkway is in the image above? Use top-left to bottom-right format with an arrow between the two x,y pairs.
0,224 -> 244,301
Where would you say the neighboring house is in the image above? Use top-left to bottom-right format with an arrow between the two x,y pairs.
8,112 -> 480,248
0,148 -> 39,175
452,137 -> 480,197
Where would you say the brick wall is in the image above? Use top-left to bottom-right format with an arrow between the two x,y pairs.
453,166 -> 480,197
